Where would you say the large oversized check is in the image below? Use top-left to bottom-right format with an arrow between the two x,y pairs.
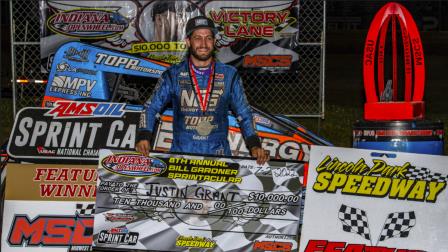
93,149 -> 304,251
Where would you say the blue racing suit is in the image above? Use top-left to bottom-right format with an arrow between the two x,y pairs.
137,59 -> 261,156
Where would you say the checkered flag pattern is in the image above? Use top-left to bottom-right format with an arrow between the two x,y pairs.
405,166 -> 430,180
378,211 -> 416,242
338,204 -> 371,241
76,203 -> 95,216
405,166 -> 448,183
427,172 -> 448,183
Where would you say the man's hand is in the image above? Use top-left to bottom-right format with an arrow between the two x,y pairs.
136,140 -> 150,156
250,146 -> 270,165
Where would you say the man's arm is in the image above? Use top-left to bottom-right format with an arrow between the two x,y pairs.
229,71 -> 269,165
136,71 -> 173,155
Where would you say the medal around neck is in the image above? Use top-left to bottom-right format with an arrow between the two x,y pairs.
196,120 -> 214,136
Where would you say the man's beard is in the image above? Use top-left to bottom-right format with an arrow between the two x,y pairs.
190,47 -> 213,61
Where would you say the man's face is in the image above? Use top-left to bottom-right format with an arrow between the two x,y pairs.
186,28 -> 215,61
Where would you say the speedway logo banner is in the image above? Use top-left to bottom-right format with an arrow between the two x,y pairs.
40,0 -> 299,72
7,102 -> 140,162
1,164 -> 96,252
93,149 -> 304,251
300,146 -> 448,252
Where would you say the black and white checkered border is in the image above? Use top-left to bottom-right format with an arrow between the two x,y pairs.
378,211 -> 416,242
76,203 -> 95,216
338,204 -> 371,241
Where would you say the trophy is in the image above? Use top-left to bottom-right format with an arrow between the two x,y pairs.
363,2 -> 425,120
353,2 -> 444,155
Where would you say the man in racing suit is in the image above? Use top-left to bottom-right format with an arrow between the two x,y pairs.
136,16 -> 269,164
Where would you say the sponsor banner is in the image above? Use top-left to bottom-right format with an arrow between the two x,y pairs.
300,146 -> 448,252
7,102 -> 140,162
1,164 -> 96,252
93,149 -> 304,251
41,0 -> 299,72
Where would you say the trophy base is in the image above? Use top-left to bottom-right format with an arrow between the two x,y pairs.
364,101 -> 425,121
353,119 -> 444,155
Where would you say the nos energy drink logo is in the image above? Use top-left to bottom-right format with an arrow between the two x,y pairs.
45,101 -> 126,119
47,9 -> 128,38
102,153 -> 167,177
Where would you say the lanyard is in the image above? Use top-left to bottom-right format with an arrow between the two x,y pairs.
188,60 -> 215,113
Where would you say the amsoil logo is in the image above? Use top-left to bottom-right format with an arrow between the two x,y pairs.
7,215 -> 93,249
47,9 -> 128,38
45,101 -> 126,119
101,153 -> 167,177
253,240 -> 292,251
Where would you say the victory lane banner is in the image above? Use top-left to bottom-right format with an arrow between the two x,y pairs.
40,0 -> 300,72
93,149 -> 304,251
7,101 -> 140,162
1,164 -> 96,252
299,146 -> 448,252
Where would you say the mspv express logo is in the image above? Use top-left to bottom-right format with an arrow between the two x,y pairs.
50,76 -> 97,97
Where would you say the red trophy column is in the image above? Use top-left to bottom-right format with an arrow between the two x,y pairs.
353,2 -> 444,155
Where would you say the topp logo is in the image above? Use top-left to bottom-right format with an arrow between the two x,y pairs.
101,153 -> 167,177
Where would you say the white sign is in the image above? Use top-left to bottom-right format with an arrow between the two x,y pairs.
300,146 -> 448,252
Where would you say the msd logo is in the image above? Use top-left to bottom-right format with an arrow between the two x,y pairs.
45,101 -> 126,118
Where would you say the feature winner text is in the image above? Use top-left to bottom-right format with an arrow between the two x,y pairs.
167,157 -> 242,183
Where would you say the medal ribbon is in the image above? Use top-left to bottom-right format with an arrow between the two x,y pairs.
189,61 -> 215,113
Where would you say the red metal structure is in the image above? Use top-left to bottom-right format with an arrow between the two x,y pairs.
363,2 -> 425,121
